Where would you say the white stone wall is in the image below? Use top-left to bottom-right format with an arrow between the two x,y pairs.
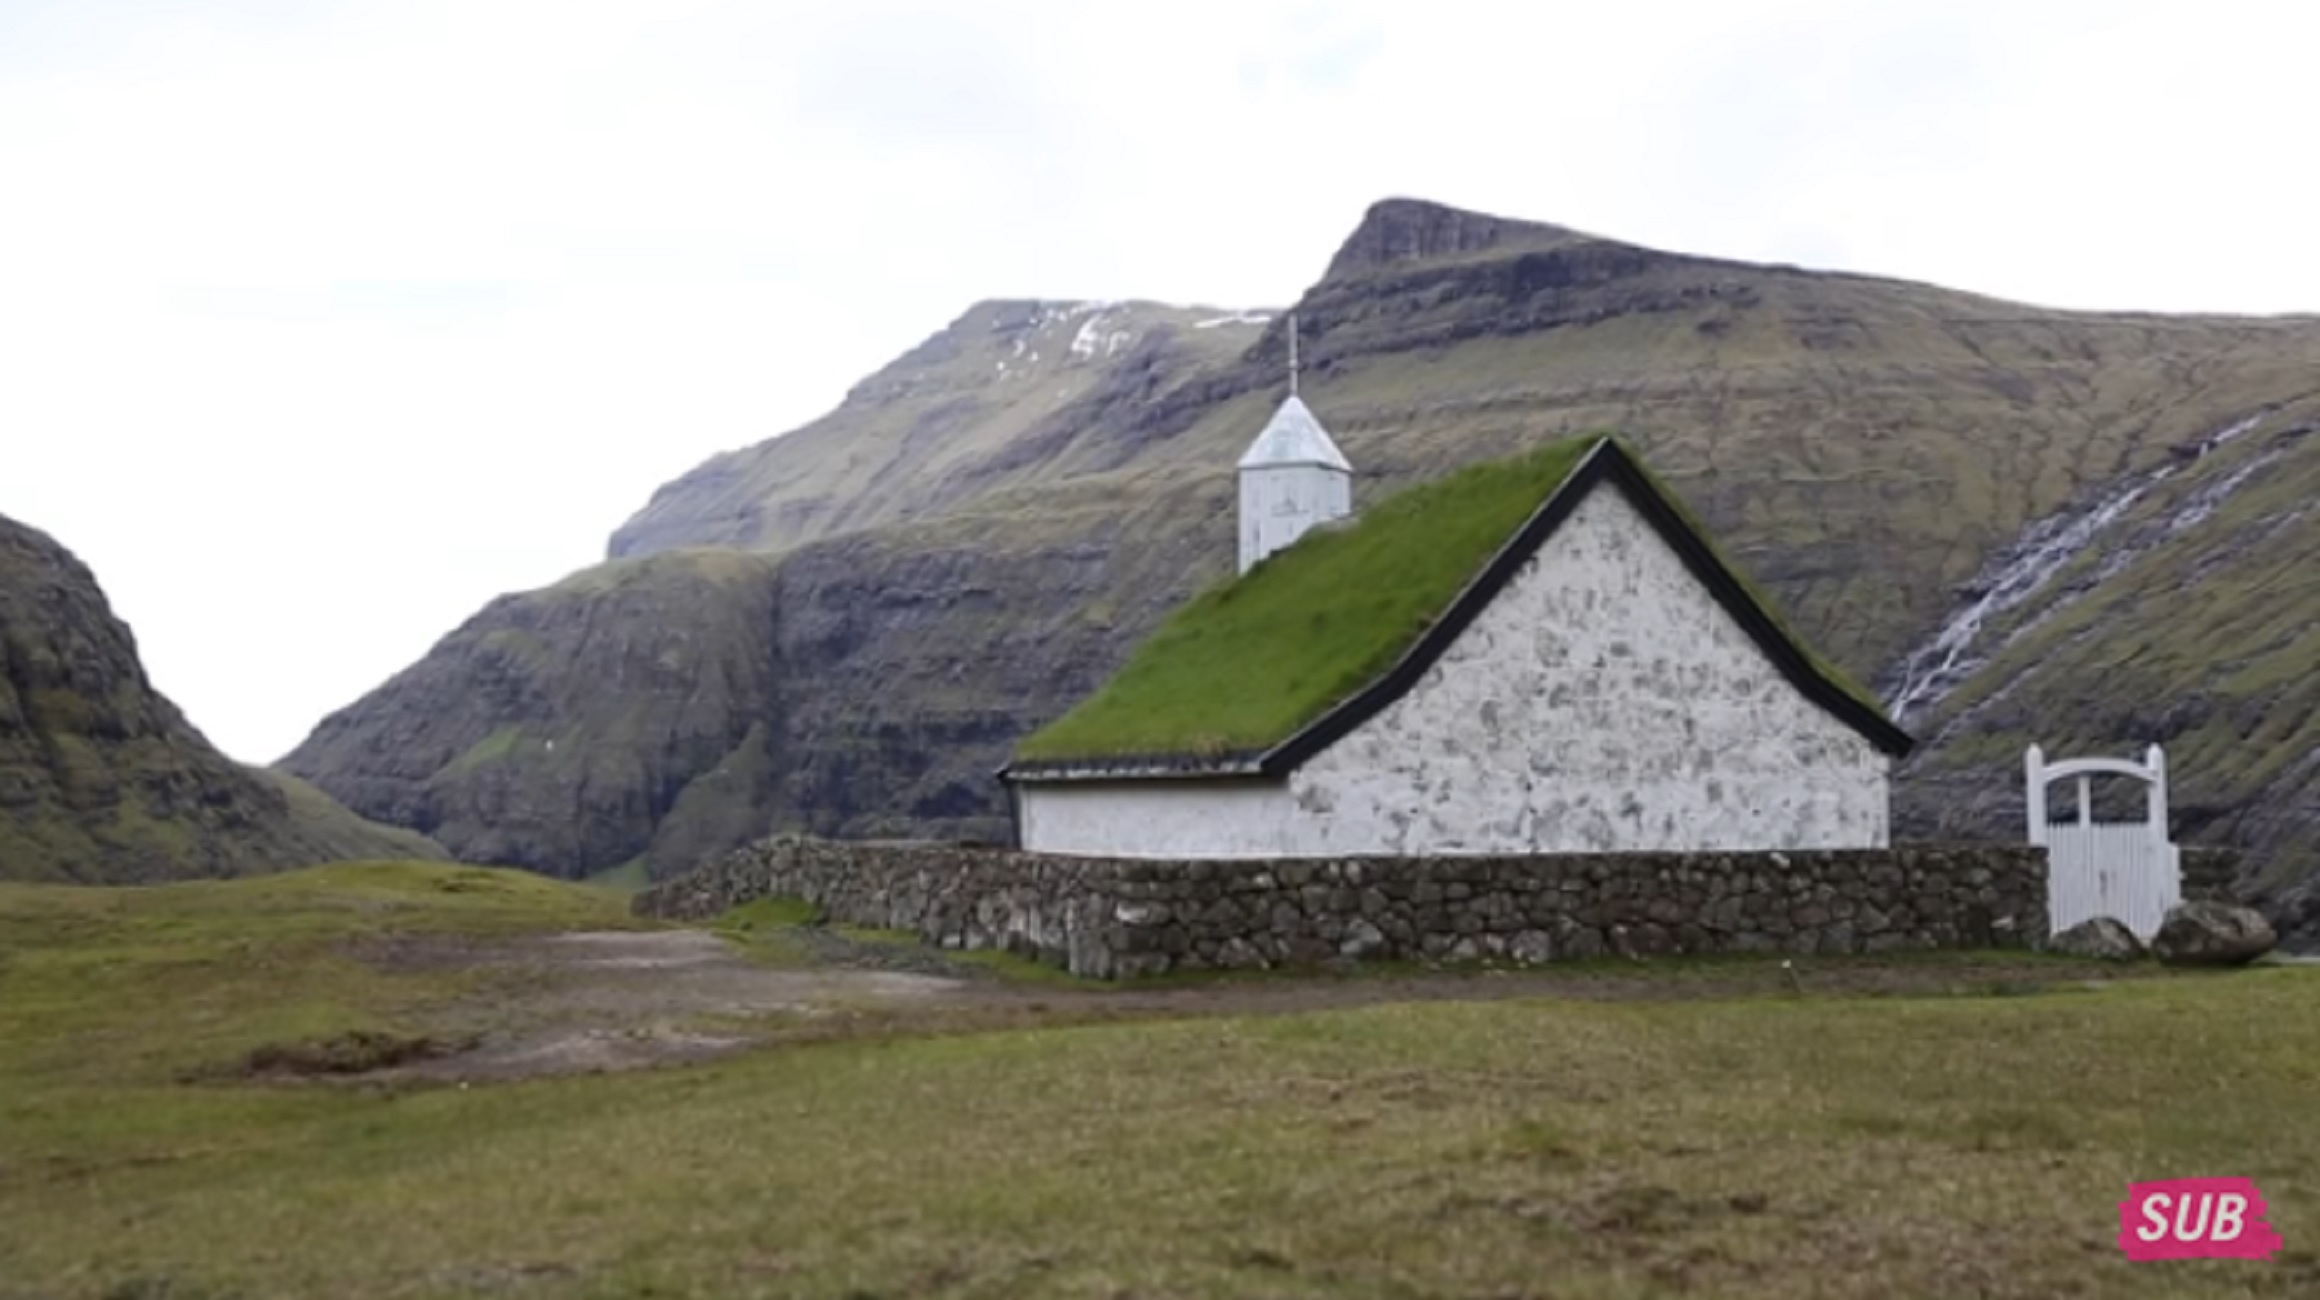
1239,464 -> 1352,572
1017,780 -> 1303,860
1023,482 -> 1891,858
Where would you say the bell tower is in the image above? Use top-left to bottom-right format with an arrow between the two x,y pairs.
1237,313 -> 1352,572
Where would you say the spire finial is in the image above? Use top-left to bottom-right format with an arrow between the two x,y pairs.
1288,311 -> 1300,398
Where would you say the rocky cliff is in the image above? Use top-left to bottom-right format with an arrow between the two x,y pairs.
280,198 -> 2320,928
283,548 -> 788,880
0,513 -> 445,883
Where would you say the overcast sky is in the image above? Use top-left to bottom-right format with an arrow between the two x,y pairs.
5,0 -> 2317,765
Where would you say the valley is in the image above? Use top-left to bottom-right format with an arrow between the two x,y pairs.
12,15 -> 2320,1300
265,199 -> 2319,935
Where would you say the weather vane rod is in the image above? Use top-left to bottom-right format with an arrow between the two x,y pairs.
1288,311 -> 1300,398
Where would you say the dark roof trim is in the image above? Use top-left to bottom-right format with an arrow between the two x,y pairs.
1004,437 -> 1914,784
994,753 -> 1266,782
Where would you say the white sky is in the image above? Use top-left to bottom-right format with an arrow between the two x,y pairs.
5,0 -> 2317,764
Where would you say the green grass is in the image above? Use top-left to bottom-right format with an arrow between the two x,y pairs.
261,771 -> 450,865
582,857 -> 650,894
943,946 -> 1096,986
714,895 -> 824,931
3,869 -> 2316,1298
0,863 -> 641,1085
707,895 -> 836,967
1014,437 -> 1601,761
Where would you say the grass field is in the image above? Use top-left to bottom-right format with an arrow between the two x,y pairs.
2,863 -> 2314,1299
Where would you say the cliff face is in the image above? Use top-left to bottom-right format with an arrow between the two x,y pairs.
283,198 -> 2320,926
1321,196 -> 1594,277
0,513 -> 445,883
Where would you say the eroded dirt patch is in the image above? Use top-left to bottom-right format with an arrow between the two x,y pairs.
243,1030 -> 473,1078
332,928 -> 972,1085
322,922 -> 2174,1087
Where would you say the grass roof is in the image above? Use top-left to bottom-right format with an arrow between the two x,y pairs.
1012,432 -> 1899,770
1013,436 -> 1603,764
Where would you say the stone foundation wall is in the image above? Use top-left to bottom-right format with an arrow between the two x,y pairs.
635,837 -> 2050,980
2179,846 -> 2242,904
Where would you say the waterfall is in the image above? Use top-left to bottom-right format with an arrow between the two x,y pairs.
1884,412 -> 2270,727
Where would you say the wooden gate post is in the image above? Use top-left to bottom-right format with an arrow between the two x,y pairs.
2145,744 -> 2169,851
2024,744 -> 2048,846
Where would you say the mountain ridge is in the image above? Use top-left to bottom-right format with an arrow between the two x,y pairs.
280,197 -> 2320,941
605,298 -> 1277,560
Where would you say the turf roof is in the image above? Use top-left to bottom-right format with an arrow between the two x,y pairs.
1007,433 -> 1907,776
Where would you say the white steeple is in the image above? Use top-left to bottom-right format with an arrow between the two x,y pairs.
1238,313 -> 1353,573
1237,394 -> 1352,473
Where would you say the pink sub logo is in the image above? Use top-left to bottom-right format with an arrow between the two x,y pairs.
2119,1178 -> 2284,1261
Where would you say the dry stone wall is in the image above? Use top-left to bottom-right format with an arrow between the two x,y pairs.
635,836 -> 2050,980
2179,846 -> 2242,904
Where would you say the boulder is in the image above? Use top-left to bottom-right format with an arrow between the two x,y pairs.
2049,916 -> 2147,961
2150,901 -> 2278,967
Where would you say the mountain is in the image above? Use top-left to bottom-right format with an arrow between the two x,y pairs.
278,198 -> 2320,932
280,548 -> 789,880
1884,406 -> 2320,913
0,512 -> 447,883
608,299 -> 1276,559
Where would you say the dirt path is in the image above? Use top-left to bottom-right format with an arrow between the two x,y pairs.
316,924 -> 2172,1087
338,929 -> 969,1083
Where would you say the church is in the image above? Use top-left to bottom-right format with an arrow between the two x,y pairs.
1000,330 -> 1912,860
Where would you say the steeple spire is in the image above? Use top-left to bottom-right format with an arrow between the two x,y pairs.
1287,311 -> 1300,397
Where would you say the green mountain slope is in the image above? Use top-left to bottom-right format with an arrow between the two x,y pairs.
0,513 -> 446,883
281,198 -> 2320,932
283,548 -> 787,879
1884,405 -> 2320,921
608,299 -> 1274,559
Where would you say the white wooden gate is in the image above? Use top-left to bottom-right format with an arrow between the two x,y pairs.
2025,743 -> 2181,940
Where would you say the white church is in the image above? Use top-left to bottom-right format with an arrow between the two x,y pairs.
1001,325 -> 1912,860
